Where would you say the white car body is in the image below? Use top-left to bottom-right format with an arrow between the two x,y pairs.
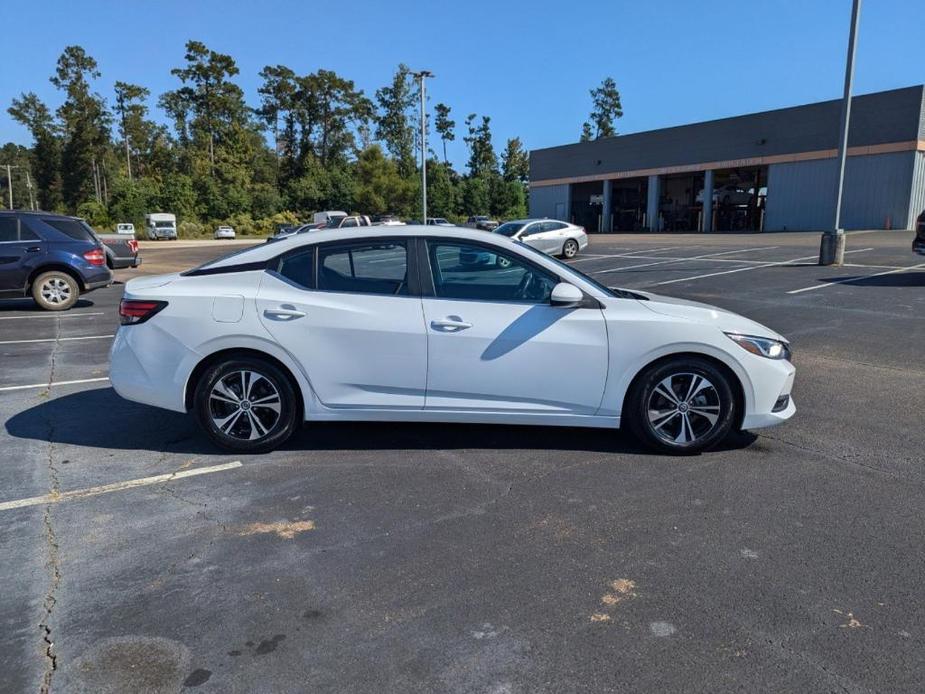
110,226 -> 794,450
696,185 -> 753,206
313,210 -> 348,225
494,219 -> 589,258
144,213 -> 177,240
215,226 -> 236,240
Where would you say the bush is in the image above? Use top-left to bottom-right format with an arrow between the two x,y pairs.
177,220 -> 207,239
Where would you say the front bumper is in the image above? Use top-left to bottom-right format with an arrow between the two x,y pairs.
740,360 -> 796,430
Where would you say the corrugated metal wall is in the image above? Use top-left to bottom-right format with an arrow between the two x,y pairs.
528,184 -> 569,220
909,152 -> 925,228
765,152 -> 916,231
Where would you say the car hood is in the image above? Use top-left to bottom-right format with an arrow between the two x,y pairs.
630,290 -> 784,340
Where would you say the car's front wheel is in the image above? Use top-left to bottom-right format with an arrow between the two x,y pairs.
194,357 -> 299,453
626,357 -> 737,455
32,271 -> 79,311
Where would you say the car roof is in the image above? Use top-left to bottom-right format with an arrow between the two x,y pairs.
202,225 -> 514,269
0,210 -> 78,219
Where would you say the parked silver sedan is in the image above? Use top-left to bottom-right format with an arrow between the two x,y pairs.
492,219 -> 589,258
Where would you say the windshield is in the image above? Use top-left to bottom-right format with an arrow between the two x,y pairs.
154,221 -> 175,228
514,241 -> 631,299
493,222 -> 526,237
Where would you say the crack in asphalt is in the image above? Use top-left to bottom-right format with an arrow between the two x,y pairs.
38,317 -> 62,694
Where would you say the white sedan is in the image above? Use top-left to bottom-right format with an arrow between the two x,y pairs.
110,226 -> 795,454
214,226 -> 236,240
493,219 -> 588,258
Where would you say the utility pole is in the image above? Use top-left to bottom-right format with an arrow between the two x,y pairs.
1,164 -> 20,209
820,0 -> 861,266
25,170 -> 35,210
411,70 -> 434,223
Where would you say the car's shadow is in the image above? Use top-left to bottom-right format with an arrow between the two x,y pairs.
0,298 -> 96,312
4,387 -> 757,455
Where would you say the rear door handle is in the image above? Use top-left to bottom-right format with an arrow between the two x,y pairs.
264,308 -> 306,319
431,318 -> 472,331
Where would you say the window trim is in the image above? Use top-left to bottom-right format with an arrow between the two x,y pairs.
421,237 -> 563,305
271,237 -> 421,298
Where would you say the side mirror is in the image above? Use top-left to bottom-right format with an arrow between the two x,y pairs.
550,282 -> 584,308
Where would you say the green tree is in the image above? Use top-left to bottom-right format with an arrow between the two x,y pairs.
580,121 -> 593,142
501,137 -> 529,183
375,64 -> 417,178
586,77 -> 623,139
113,81 -> 150,181
434,103 -> 455,164
354,144 -> 416,216
463,114 -> 497,178
257,65 -> 296,175
50,46 -> 112,210
8,93 -> 63,210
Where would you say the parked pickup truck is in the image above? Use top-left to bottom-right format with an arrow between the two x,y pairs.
93,231 -> 142,270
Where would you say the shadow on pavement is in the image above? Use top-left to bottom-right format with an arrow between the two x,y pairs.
5,386 -> 757,456
0,298 -> 96,312
816,271 -> 925,288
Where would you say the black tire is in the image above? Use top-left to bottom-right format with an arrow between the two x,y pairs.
31,271 -> 79,311
561,239 -> 579,258
626,357 -> 737,455
194,357 -> 299,453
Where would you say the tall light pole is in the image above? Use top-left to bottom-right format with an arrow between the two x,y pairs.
1,164 -> 20,209
412,70 -> 434,223
820,0 -> 862,266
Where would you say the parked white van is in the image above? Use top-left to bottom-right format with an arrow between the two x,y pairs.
144,213 -> 177,240
116,222 -> 136,235
312,210 -> 347,225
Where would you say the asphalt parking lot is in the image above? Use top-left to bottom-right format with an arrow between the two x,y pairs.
2,230 -> 923,693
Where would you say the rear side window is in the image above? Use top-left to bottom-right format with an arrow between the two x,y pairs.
0,217 -> 17,242
318,241 -> 408,295
275,248 -> 315,289
43,218 -> 95,241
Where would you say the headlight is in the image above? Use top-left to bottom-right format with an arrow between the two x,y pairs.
726,333 -> 791,360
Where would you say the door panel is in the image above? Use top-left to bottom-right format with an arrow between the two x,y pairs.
0,218 -> 43,293
255,241 -> 427,409
423,240 -> 608,413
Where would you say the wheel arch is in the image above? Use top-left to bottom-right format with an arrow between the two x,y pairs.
28,264 -> 85,291
619,350 -> 749,430
184,347 -> 305,420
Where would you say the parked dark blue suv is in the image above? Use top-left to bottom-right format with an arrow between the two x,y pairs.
0,211 -> 112,311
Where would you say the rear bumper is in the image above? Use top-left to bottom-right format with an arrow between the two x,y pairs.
81,267 -> 113,291
913,238 -> 925,256
109,256 -> 142,269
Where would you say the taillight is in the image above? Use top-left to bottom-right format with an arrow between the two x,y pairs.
127,240 -> 139,253
119,299 -> 167,325
83,248 -> 106,266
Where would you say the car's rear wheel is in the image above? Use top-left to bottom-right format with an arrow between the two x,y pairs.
626,357 -> 736,455
31,271 -> 79,311
561,239 -> 579,258
194,357 -> 299,453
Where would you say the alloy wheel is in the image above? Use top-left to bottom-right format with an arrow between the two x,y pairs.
41,277 -> 72,305
209,370 -> 282,441
563,240 -> 579,258
646,372 -> 721,445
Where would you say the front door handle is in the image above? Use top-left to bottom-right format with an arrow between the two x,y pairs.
431,317 -> 472,331
264,307 -> 306,319
25,246 -> 41,253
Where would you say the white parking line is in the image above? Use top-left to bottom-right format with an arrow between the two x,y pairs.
0,312 -> 105,321
0,334 -> 114,345
593,246 -> 779,274
0,461 -> 243,512
0,377 -> 110,393
786,262 -> 925,294
651,248 -> 874,286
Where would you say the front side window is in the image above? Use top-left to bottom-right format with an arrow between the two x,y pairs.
318,241 -> 408,295
428,242 -> 557,303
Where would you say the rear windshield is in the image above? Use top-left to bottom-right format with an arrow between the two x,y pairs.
43,218 -> 95,242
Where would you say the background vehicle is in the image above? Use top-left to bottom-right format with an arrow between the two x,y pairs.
465,215 -> 499,231
324,215 -> 372,229
144,213 -> 177,240
215,225 -> 236,240
372,214 -> 405,226
110,225 -> 795,455
115,223 -> 135,235
313,210 -> 348,225
696,184 -> 753,206
0,211 -> 112,310
427,217 -> 454,226
94,231 -> 141,269
493,219 -> 588,258
914,211 -> 925,255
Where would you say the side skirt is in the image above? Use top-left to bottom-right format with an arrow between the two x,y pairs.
305,408 -> 621,430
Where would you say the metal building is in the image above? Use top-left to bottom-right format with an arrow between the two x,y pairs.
529,86 -> 925,233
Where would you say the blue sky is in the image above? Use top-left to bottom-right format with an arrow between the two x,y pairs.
2,0 -> 923,168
